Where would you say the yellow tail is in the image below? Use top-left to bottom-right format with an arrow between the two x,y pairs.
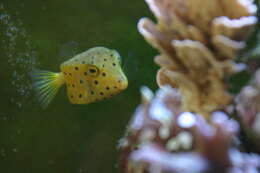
31,70 -> 65,109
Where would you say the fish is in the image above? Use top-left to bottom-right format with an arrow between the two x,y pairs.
31,47 -> 128,108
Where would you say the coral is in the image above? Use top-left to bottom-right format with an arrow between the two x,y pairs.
138,0 -> 257,116
118,0 -> 260,173
236,68 -> 260,152
119,87 -> 260,173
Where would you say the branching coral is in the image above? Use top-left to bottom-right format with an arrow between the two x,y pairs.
118,0 -> 260,173
138,0 -> 257,116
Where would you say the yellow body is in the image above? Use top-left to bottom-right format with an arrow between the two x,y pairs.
32,47 -> 128,108
60,47 -> 128,104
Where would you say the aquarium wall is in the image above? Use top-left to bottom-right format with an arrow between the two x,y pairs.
0,0 -> 157,173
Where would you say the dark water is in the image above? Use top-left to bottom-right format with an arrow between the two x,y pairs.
0,1 -> 158,173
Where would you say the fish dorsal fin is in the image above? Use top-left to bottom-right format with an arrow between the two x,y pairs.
58,41 -> 79,62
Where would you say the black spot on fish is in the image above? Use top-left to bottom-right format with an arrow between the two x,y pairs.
80,80 -> 83,84
63,72 -> 67,75
79,94 -> 82,98
82,61 -> 85,64
100,92 -> 104,95
71,95 -> 74,98
84,72 -> 87,76
102,72 -> 106,77
104,58 -> 107,61
112,63 -> 116,66
106,86 -> 110,90
94,80 -> 98,85
69,73 -> 72,76
91,91 -> 94,95
102,64 -> 105,67
72,84 -> 75,88
75,67 -> 79,70
114,86 -> 118,89
118,80 -> 121,83
110,94 -> 114,97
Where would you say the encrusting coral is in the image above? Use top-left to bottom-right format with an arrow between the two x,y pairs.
138,0 -> 257,116
236,68 -> 260,153
119,86 -> 260,173
118,0 -> 260,173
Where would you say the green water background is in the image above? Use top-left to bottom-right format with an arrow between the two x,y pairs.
0,0 -> 158,173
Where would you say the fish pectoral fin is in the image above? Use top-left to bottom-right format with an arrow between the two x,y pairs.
30,69 -> 65,109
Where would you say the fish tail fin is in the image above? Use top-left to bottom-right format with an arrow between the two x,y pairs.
31,69 -> 65,109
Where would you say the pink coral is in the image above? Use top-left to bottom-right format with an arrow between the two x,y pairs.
119,87 -> 260,173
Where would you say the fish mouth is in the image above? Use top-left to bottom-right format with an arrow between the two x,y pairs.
117,76 -> 128,91
120,80 -> 128,90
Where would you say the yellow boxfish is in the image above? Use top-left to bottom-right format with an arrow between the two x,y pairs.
32,47 -> 128,108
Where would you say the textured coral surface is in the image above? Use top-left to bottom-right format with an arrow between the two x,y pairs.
119,0 -> 260,173
119,87 -> 260,173
138,0 -> 257,116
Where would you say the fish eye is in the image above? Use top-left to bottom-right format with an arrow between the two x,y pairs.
86,65 -> 99,77
89,68 -> 97,73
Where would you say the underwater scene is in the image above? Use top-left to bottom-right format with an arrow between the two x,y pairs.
0,0 -> 157,173
1,0 -> 260,173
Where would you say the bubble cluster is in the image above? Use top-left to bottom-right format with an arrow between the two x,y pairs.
0,5 -> 39,108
